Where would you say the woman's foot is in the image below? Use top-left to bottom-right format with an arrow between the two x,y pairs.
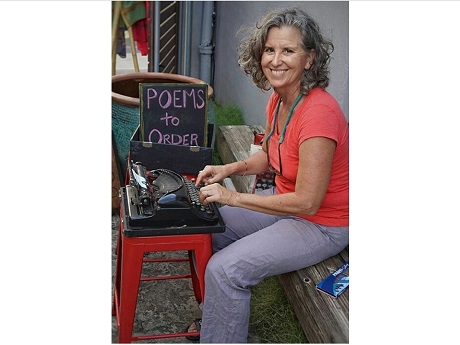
184,318 -> 201,341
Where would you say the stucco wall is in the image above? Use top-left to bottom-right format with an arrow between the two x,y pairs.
212,1 -> 349,125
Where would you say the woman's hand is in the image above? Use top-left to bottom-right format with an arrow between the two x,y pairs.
195,165 -> 229,186
199,183 -> 238,206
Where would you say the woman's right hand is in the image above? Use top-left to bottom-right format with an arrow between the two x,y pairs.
195,165 -> 229,186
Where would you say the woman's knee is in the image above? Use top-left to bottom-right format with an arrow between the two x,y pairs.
205,250 -> 241,285
205,251 -> 227,279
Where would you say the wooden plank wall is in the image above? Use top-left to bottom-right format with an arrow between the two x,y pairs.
216,125 -> 264,193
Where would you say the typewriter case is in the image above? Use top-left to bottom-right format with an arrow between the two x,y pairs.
123,123 -> 225,237
129,123 -> 215,176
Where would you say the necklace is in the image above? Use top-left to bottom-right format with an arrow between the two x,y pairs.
266,92 -> 303,144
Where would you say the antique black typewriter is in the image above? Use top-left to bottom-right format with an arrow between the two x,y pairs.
120,161 -> 225,237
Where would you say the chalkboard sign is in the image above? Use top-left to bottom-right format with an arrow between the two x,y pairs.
139,83 -> 208,147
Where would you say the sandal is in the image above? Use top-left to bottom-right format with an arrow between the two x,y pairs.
184,318 -> 201,341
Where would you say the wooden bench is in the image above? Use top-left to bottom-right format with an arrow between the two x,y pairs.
216,125 -> 349,343
217,124 -> 265,193
279,247 -> 349,343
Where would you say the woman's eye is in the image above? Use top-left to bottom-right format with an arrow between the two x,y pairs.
264,47 -> 274,53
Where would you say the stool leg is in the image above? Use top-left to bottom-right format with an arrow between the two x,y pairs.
190,238 -> 213,303
112,224 -> 123,316
118,239 -> 145,343
188,250 -> 202,303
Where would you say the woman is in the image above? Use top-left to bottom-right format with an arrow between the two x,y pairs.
189,7 -> 349,343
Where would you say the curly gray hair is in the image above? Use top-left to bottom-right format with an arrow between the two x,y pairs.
237,7 -> 334,94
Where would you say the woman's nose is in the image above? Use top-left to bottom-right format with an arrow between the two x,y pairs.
271,52 -> 283,66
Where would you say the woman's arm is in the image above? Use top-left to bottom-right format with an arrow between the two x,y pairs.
200,136 -> 336,216
195,120 -> 272,186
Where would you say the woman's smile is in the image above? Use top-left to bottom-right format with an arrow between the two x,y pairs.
270,69 -> 287,75
261,26 -> 311,93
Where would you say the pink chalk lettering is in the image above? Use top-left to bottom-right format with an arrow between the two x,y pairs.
158,90 -> 172,108
148,128 -> 200,146
147,87 -> 206,110
160,112 -> 180,126
146,88 -> 158,109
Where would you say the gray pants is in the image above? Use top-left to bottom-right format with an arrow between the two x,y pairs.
199,188 -> 349,343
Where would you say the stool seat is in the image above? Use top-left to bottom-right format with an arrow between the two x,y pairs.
112,205 -> 213,343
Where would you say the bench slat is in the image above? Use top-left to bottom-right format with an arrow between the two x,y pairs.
278,248 -> 349,343
217,125 -> 264,193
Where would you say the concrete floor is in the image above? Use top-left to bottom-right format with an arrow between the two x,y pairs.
115,52 -> 148,75
114,31 -> 149,75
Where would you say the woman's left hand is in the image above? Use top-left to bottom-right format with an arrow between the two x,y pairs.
199,183 -> 237,206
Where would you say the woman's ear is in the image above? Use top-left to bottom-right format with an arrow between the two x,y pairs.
305,49 -> 315,70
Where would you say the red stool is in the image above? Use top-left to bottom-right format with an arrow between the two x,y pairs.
112,204 -> 213,343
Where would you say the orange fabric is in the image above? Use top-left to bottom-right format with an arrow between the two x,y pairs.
266,88 -> 349,226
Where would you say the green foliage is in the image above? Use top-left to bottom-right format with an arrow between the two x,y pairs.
212,148 -> 223,165
250,277 -> 308,343
213,101 -> 245,127
211,101 -> 245,165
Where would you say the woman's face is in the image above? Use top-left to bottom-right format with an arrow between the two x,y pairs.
261,26 -> 312,94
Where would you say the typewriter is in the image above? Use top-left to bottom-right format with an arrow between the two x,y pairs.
120,161 -> 225,237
